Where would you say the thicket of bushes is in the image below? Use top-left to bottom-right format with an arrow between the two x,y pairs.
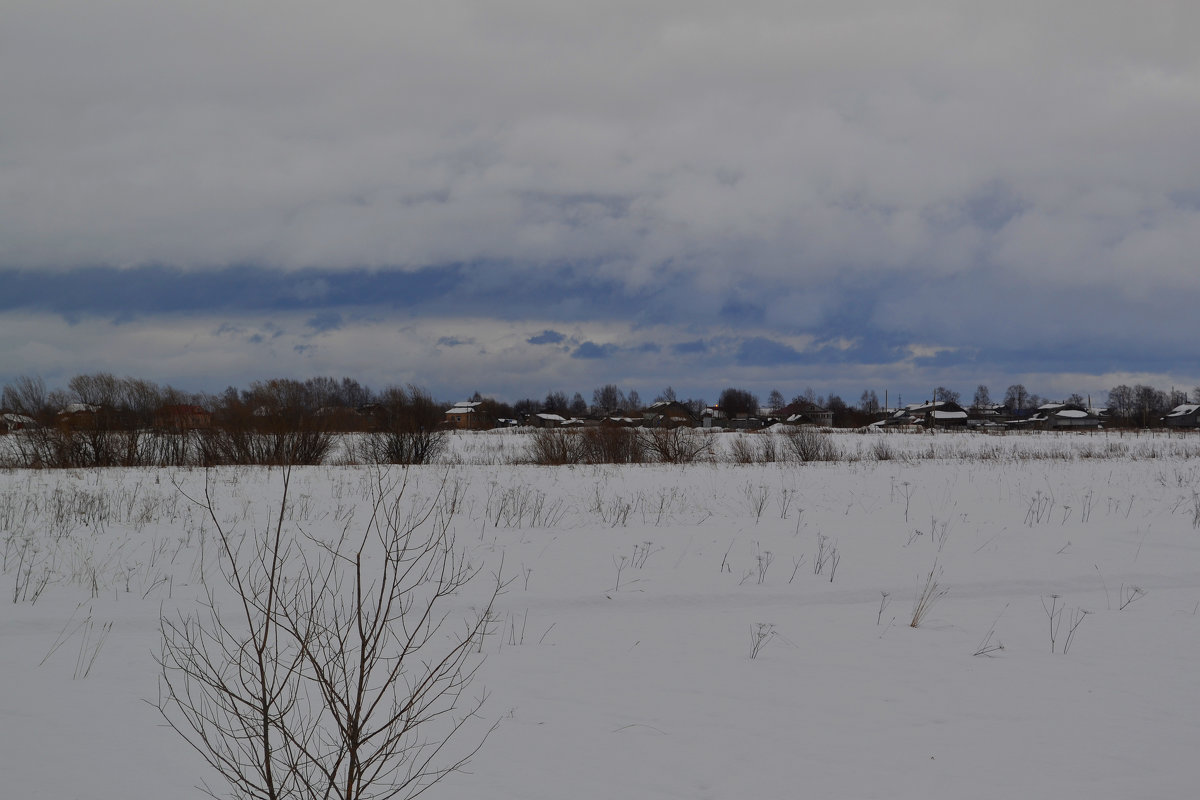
523,425 -> 845,466
0,379 -> 447,469
524,426 -> 719,465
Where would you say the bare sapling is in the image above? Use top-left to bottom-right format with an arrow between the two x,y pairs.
157,466 -> 502,800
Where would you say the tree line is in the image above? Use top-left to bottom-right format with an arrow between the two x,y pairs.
3,372 -> 1196,444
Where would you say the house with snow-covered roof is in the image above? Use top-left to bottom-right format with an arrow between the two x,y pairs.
643,400 -> 698,428
1025,403 -> 1102,430
0,412 -> 38,434
1162,404 -> 1200,428
524,412 -> 568,428
777,400 -> 834,428
885,401 -> 968,428
445,401 -> 490,430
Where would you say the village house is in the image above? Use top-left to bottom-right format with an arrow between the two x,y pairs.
524,412 -> 568,428
1162,404 -> 1200,428
702,405 -> 767,430
777,400 -> 834,427
967,403 -> 1011,428
643,400 -> 699,428
885,401 -> 968,428
444,401 -> 491,431
1026,403 -> 1102,431
0,412 -> 38,434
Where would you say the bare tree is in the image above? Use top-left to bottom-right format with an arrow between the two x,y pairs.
640,426 -> 717,464
972,385 -> 991,409
569,393 -> 588,417
718,387 -> 759,418
542,391 -> 569,416
933,387 -> 960,404
1134,384 -> 1167,424
2,375 -> 50,419
591,384 -> 626,414
767,390 -> 785,414
1004,384 -> 1029,412
858,390 -> 880,414
158,467 -> 501,800
1107,384 -> 1134,420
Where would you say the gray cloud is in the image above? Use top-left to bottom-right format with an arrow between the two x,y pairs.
571,341 -> 617,360
527,330 -> 567,345
5,3 -> 1197,294
306,312 -> 344,333
2,2 -> 1198,401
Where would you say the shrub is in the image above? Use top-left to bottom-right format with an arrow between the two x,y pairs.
781,426 -> 839,463
581,426 -> 647,464
526,428 -> 586,465
641,426 -> 716,464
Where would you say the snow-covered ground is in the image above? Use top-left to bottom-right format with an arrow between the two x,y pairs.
3,431 -> 1200,798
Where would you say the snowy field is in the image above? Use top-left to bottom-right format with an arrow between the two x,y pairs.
3,429 -> 1200,799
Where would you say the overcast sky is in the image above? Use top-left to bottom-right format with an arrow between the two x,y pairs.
3,1 -> 1198,405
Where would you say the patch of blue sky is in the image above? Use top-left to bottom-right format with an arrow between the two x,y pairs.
571,342 -> 618,360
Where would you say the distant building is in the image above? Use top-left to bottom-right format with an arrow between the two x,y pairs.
701,406 -> 767,430
1027,403 -> 1102,430
524,412 -> 567,428
445,401 -> 490,430
0,412 -> 38,434
1162,404 -> 1200,429
643,400 -> 698,428
885,401 -> 968,428
777,400 -> 834,428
